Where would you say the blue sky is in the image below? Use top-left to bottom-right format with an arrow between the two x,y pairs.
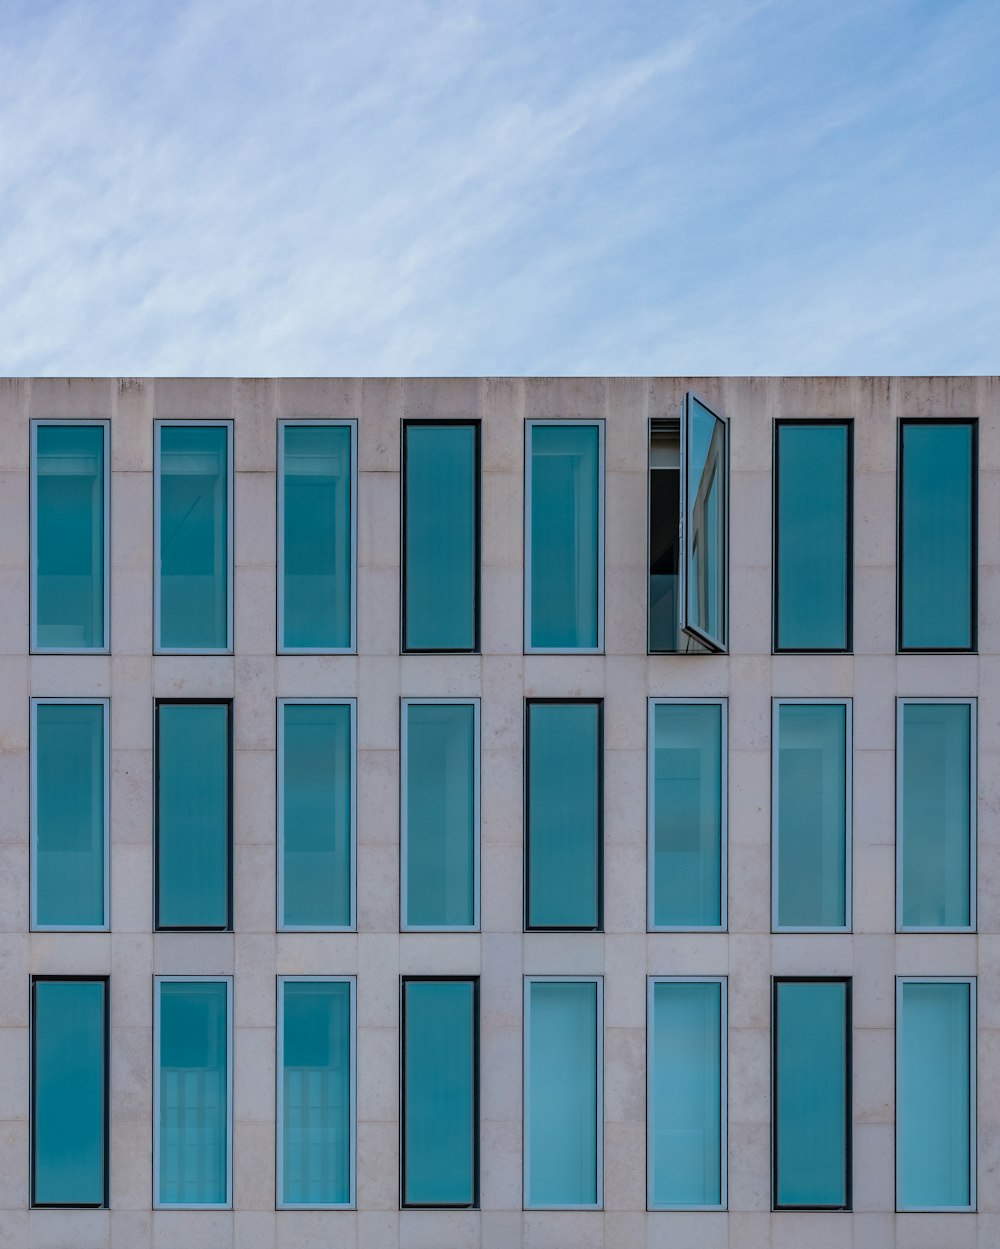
2,0 -> 998,375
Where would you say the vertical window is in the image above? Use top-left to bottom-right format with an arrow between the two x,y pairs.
524,977 -> 602,1209
401,699 -> 479,931
278,699 -> 355,931
897,978 -> 975,1211
648,419 -> 681,652
525,700 -> 602,930
278,977 -> 355,1209
31,978 -> 108,1208
772,700 -> 851,932
648,699 -> 726,930
772,978 -> 851,1210
155,420 -> 232,653
154,977 -> 232,1209
402,421 -> 480,652
31,699 -> 109,930
648,978 -> 726,1210
774,421 -> 852,652
31,420 -> 109,652
898,419 -> 976,651
155,701 -> 232,930
401,978 -> 479,1208
278,420 -> 356,653
525,421 -> 604,652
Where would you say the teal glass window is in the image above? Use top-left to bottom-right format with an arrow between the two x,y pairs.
403,422 -> 479,651
526,701 -> 602,930
278,978 -> 355,1208
32,978 -> 107,1207
899,420 -> 976,651
526,421 -> 603,651
155,422 -> 232,652
31,421 -> 108,652
682,394 -> 728,652
774,421 -> 852,651
278,700 -> 354,931
524,978 -> 602,1209
773,979 -> 850,1210
897,979 -> 975,1211
279,421 -> 355,652
402,978 -> 478,1207
156,702 -> 231,930
773,701 -> 851,931
31,700 -> 108,930
648,978 -> 726,1209
402,700 -> 479,930
898,700 -> 975,931
649,700 -> 725,929
155,978 -> 232,1208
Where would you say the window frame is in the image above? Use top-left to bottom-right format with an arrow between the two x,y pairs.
679,390 -> 729,654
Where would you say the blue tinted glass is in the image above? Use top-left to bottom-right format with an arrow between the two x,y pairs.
35,424 -> 105,650
529,424 -> 600,649
281,424 -> 353,650
404,424 -> 478,650
403,980 -> 477,1206
685,398 -> 727,648
776,424 -> 850,650
900,422 -> 974,650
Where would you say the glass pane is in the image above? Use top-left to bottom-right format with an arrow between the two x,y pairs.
33,980 -> 106,1206
684,397 -> 727,649
34,703 -> 105,927
776,424 -> 850,650
281,703 -> 352,929
529,424 -> 600,649
898,981 -> 972,1208
404,424 -> 478,650
281,981 -> 352,1206
403,980 -> 476,1206
526,980 -> 599,1207
648,427 -> 680,652
900,422 -> 974,650
650,981 -> 723,1207
157,704 -> 230,929
775,981 -> 848,1208
775,704 -> 848,929
527,703 -> 600,928
158,425 -> 229,650
900,703 -> 972,928
35,424 -> 105,649
651,703 -> 723,927
281,424 -> 352,650
405,703 -> 476,927
158,981 -> 229,1206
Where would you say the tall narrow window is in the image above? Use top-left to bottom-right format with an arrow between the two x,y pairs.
774,421 -> 852,652
278,978 -> 355,1209
278,699 -> 355,931
648,699 -> 726,930
525,700 -> 602,930
772,978 -> 850,1210
402,978 -> 478,1208
31,978 -> 108,1208
154,977 -> 232,1208
526,421 -> 603,652
31,699 -> 108,930
898,419 -> 976,651
524,977 -> 602,1209
772,700 -> 851,932
278,420 -> 356,653
648,978 -> 726,1209
402,699 -> 479,930
403,421 -> 480,652
897,699 -> 975,931
648,420 -> 681,652
155,421 -> 232,653
897,978 -> 975,1211
155,701 -> 232,930
31,421 -> 109,652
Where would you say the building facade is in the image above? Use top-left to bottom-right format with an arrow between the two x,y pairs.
0,374 -> 997,1249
